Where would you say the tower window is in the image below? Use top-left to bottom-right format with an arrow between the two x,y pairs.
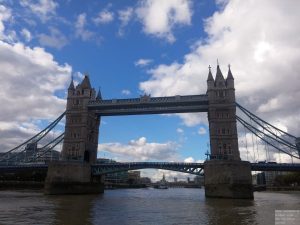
218,144 -> 222,154
228,144 -> 232,154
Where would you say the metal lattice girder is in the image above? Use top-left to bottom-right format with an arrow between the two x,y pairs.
236,115 -> 299,159
88,95 -> 208,116
0,112 -> 65,163
91,162 -> 204,176
251,163 -> 300,172
28,133 -> 64,162
236,103 -> 297,152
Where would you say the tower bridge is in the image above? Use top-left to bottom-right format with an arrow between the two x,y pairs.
88,94 -> 209,115
0,64 -> 299,199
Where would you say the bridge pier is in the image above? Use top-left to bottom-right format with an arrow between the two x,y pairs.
204,160 -> 253,199
44,162 -> 104,195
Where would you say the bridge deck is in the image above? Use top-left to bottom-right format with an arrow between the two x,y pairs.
1,162 -> 300,174
88,94 -> 209,116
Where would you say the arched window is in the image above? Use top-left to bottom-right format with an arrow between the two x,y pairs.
218,144 -> 222,154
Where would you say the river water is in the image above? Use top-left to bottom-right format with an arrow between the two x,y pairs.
0,188 -> 299,225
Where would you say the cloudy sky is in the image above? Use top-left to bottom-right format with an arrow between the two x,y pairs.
0,0 -> 299,181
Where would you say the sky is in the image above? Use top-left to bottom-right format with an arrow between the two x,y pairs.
0,0 -> 299,181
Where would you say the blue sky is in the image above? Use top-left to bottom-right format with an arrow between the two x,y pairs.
0,0 -> 300,180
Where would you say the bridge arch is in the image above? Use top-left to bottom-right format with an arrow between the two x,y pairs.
91,162 -> 204,176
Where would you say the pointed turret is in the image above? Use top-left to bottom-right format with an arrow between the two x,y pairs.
81,74 -> 92,89
207,65 -> 214,90
226,64 -> 234,88
96,87 -> 102,100
215,63 -> 225,87
68,76 -> 75,90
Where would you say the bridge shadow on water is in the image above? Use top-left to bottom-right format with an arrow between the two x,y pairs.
205,197 -> 256,225
49,194 -> 95,225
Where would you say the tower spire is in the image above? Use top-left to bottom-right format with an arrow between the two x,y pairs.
96,87 -> 102,100
207,65 -> 214,81
227,64 -> 234,80
215,63 -> 225,84
68,75 -> 75,90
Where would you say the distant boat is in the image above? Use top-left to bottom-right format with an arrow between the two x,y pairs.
154,173 -> 168,189
153,183 -> 168,189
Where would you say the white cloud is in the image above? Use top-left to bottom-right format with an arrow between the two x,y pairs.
176,128 -> 184,133
0,40 -> 71,151
184,156 -> 194,163
93,9 -> 114,25
198,127 -> 206,135
38,27 -> 68,49
139,0 -> 300,135
98,137 -> 178,161
121,89 -> 131,95
20,28 -> 32,42
143,169 -> 195,182
134,58 -> 153,67
118,7 -> 134,36
20,0 -> 58,22
136,0 -> 192,43
0,4 -> 11,40
75,13 -> 94,41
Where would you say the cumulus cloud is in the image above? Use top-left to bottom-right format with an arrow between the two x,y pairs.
20,28 -> 32,42
98,137 -> 178,161
118,7 -> 134,36
136,0 -> 192,42
93,9 -> 114,25
75,13 -> 94,41
121,89 -> 131,96
0,40 -> 71,151
143,169 -> 195,182
20,0 -> 58,22
140,0 -> 300,136
134,58 -> 153,67
198,127 -> 206,135
0,4 -> 12,41
176,128 -> 184,134
38,27 -> 68,49
184,156 -> 204,163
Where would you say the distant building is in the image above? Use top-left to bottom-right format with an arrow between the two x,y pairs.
96,158 -> 130,184
194,176 -> 204,185
128,171 -> 141,184
140,177 -> 151,184
265,171 -> 287,186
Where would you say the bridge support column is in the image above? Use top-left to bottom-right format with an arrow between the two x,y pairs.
204,160 -> 253,199
44,162 -> 104,195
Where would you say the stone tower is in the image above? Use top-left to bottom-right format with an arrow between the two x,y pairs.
61,75 -> 100,163
207,64 -> 240,161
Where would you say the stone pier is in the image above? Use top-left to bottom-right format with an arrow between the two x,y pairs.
204,160 -> 253,199
44,161 -> 104,195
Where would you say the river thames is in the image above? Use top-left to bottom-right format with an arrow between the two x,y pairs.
0,188 -> 299,225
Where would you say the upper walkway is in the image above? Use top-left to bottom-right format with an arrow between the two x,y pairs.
88,94 -> 209,116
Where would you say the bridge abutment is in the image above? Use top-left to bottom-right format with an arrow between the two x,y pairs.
204,160 -> 253,199
44,162 -> 104,195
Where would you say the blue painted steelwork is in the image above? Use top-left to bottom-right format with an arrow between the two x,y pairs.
1,162 -> 300,174
0,112 -> 65,163
91,162 -> 204,176
88,94 -> 209,116
251,163 -> 300,172
236,103 -> 299,159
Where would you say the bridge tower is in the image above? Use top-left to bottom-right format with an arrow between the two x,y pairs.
61,75 -> 100,163
204,64 -> 253,199
207,65 -> 240,160
45,75 -> 103,195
